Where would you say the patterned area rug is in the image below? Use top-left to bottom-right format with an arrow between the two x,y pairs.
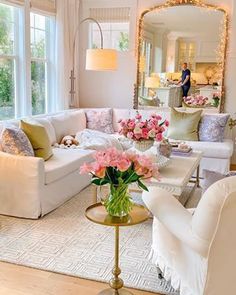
0,185 -> 201,294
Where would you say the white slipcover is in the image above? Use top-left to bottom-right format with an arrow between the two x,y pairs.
142,176 -> 236,295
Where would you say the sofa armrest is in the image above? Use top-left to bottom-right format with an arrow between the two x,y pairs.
0,151 -> 45,218
142,187 -> 209,257
0,151 -> 44,182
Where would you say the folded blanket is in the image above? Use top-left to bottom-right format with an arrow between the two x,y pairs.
75,129 -> 123,151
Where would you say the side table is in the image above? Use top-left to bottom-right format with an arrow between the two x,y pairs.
85,203 -> 150,295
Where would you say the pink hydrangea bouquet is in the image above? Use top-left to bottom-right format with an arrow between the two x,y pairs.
184,95 -> 209,106
118,112 -> 169,142
80,147 -> 159,217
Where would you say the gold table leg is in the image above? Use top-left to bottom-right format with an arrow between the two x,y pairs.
98,226 -> 133,295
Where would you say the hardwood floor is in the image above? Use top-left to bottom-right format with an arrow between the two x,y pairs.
0,262 -> 157,295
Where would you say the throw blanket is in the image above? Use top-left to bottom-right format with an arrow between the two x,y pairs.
75,129 -> 123,151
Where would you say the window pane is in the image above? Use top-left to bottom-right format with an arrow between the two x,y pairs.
0,59 -> 15,120
91,22 -> 129,51
0,3 -> 15,55
30,13 -> 46,58
31,61 -> 46,115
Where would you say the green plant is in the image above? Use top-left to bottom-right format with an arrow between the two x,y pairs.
118,32 -> 129,51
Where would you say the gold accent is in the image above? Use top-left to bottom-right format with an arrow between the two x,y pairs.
85,203 -> 149,294
85,203 -> 149,227
134,0 -> 229,112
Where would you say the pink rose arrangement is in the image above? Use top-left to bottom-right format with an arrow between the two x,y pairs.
184,95 -> 209,106
118,112 -> 169,142
80,147 -> 159,216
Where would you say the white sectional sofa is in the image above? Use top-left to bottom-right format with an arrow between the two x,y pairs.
0,108 -> 234,219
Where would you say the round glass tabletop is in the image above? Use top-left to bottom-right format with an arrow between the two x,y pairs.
85,203 -> 150,227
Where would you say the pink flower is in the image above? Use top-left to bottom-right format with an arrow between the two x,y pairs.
127,131 -> 134,139
94,165 -> 106,178
135,113 -> 142,120
156,133 -> 163,141
165,120 -> 169,127
117,158 -> 131,172
80,162 -> 92,174
128,120 -> 135,129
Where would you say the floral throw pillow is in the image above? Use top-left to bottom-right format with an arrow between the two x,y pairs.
199,114 -> 230,142
85,108 -> 114,134
1,127 -> 34,157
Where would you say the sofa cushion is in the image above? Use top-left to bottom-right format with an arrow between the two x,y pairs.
49,110 -> 86,142
199,114 -> 230,142
33,118 -> 57,145
44,148 -> 94,184
167,108 -> 202,141
113,109 -> 130,132
85,108 -> 114,134
185,139 -> 233,159
20,120 -> 53,160
1,126 -> 34,157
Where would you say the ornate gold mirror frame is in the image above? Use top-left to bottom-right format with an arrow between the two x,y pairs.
134,0 -> 229,112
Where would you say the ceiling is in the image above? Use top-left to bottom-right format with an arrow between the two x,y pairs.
143,6 -> 224,37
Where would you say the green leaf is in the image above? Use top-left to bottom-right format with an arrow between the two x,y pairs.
138,180 -> 149,191
91,178 -> 109,186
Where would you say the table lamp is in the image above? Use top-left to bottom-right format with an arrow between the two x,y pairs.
145,76 -> 160,98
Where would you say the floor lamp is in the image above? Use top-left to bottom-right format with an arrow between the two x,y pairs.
69,17 -> 118,107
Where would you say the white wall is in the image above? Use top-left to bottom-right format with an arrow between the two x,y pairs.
79,0 -> 236,162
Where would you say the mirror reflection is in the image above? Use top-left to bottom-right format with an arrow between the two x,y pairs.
138,5 -> 225,110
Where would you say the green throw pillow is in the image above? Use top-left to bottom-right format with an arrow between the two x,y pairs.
167,108 -> 202,141
20,120 -> 53,161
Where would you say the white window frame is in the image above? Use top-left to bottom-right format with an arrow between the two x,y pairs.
0,0 -> 56,120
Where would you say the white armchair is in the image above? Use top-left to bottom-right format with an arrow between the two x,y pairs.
142,176 -> 236,295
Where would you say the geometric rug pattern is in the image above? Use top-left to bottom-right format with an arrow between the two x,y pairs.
0,185 -> 200,294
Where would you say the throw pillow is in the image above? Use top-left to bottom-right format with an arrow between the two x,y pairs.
199,114 -> 230,142
167,108 -> 202,141
1,126 -> 34,157
33,118 -> 57,145
85,108 -> 114,134
20,120 -> 53,160
202,169 -> 236,193
49,110 -> 86,143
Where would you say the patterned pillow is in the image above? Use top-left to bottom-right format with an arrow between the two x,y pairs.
1,127 -> 34,157
199,114 -> 230,142
85,108 -> 114,134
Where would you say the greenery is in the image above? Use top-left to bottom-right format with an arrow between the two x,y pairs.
118,32 -> 129,51
0,5 -> 46,119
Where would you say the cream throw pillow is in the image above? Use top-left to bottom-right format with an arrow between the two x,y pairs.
167,108 -> 202,141
20,120 -> 53,161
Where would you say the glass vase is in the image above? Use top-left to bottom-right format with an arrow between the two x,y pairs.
104,184 -> 133,217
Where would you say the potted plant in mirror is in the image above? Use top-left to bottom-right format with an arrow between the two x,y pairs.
212,92 -> 221,108
118,112 -> 169,152
80,148 -> 159,217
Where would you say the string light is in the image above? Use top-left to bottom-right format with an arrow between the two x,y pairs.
134,0 -> 229,111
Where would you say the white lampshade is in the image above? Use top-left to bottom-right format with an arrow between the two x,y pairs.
86,49 -> 117,71
145,76 -> 160,88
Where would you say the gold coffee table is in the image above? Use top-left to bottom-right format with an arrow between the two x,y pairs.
85,203 -> 150,295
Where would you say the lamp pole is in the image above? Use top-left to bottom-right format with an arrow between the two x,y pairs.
69,18 -> 104,107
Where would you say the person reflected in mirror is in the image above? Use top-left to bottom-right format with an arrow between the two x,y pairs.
176,62 -> 191,97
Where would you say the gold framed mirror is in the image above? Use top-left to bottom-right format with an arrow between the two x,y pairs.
134,0 -> 229,112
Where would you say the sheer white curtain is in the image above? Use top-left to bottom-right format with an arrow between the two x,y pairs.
55,0 -> 80,110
